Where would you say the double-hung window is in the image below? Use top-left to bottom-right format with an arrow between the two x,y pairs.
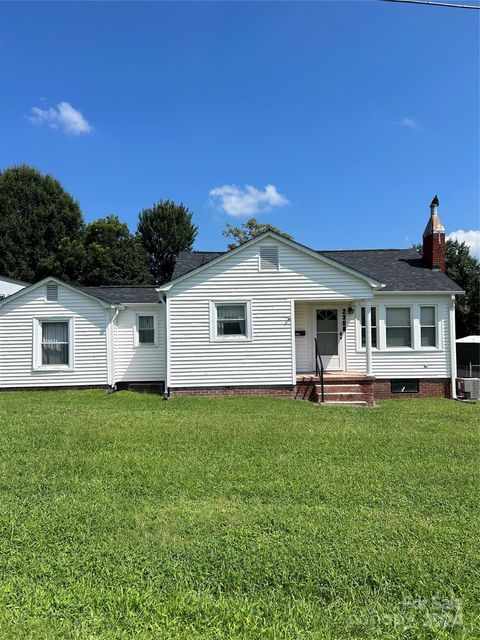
217,304 -> 246,336
33,318 -> 74,371
385,307 -> 412,348
41,321 -> 69,365
136,315 -> 156,345
360,306 -> 377,348
420,306 -> 437,347
211,302 -> 251,340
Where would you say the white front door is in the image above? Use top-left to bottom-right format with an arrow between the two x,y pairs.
314,308 -> 344,370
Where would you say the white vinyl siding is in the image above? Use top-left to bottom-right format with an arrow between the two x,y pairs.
0,283 -> 109,387
114,305 -> 166,383
348,295 -> 452,379
294,301 -> 310,372
168,239 -> 373,387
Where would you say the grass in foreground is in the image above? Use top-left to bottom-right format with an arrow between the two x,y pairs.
0,391 -> 478,639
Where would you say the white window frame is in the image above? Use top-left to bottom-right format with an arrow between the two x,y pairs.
384,305 -> 413,351
415,304 -> 441,351
356,304 -> 379,351
134,313 -> 158,347
32,317 -> 75,372
209,300 -> 252,342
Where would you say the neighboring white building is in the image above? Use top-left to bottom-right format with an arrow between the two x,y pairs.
0,275 -> 29,299
0,198 -> 464,404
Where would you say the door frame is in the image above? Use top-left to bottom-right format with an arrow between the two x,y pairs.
311,305 -> 346,371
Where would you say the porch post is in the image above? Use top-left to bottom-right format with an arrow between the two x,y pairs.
365,300 -> 373,376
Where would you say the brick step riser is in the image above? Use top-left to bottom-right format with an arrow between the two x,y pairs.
322,394 -> 365,403
321,385 -> 363,394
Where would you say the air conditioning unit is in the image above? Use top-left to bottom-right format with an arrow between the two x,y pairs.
456,378 -> 480,400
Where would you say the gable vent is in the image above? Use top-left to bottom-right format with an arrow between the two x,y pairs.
46,283 -> 58,302
259,246 -> 279,271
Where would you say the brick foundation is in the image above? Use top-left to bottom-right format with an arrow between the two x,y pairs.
374,378 -> 451,400
170,385 -> 296,398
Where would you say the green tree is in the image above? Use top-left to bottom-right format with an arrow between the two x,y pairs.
0,165 -> 84,282
414,240 -> 480,338
137,200 -> 198,283
223,217 -> 293,250
80,216 -> 153,286
445,240 -> 480,338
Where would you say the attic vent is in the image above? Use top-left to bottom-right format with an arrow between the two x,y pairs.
259,246 -> 279,271
46,283 -> 58,302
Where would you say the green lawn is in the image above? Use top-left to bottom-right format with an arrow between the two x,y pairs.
0,392 -> 478,639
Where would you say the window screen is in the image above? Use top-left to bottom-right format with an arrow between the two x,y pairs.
361,306 -> 377,348
420,306 -> 436,347
216,304 -> 246,336
138,316 -> 155,344
386,307 -> 411,347
391,379 -> 419,394
259,246 -> 279,271
41,321 -> 69,365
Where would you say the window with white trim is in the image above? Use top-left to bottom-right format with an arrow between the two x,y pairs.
420,306 -> 437,347
137,315 -> 156,344
385,307 -> 412,348
41,321 -> 69,365
211,302 -> 251,340
360,306 -> 377,348
33,317 -> 74,371
217,304 -> 246,336
259,246 -> 279,271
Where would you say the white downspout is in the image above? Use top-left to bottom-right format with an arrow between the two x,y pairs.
108,307 -> 120,389
449,295 -> 457,399
160,294 -> 170,397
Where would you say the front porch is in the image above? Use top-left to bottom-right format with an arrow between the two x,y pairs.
293,299 -> 375,378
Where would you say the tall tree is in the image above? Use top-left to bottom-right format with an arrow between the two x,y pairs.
137,200 -> 198,283
223,217 -> 293,250
414,240 -> 480,338
444,240 -> 480,338
80,215 -> 153,286
0,165 -> 84,281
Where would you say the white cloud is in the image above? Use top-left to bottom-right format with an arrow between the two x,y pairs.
447,229 -> 480,259
29,101 -> 92,135
209,184 -> 289,217
399,116 -> 420,129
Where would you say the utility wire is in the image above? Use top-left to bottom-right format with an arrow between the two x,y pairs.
380,0 -> 480,9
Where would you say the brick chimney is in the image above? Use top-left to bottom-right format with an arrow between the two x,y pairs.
422,195 -> 446,271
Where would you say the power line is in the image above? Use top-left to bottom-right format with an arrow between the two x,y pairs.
380,0 -> 480,9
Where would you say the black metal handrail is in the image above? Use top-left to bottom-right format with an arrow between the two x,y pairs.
314,337 -> 325,403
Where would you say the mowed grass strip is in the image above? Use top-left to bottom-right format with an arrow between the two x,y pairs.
0,391 -> 478,639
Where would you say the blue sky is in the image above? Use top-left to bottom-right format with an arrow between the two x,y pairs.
1,1 -> 478,254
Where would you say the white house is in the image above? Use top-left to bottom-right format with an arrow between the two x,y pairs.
0,198 -> 463,404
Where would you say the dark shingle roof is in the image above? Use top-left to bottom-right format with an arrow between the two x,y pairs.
83,286 -> 160,304
321,249 -> 462,292
172,251 -> 225,279
171,248 -> 462,293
